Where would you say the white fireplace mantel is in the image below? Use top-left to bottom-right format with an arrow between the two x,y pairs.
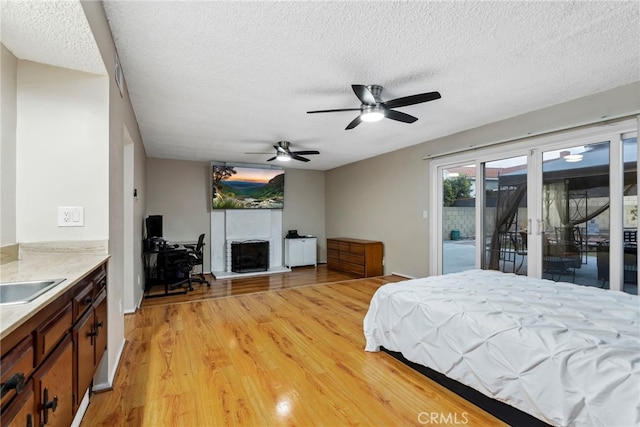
211,209 -> 288,278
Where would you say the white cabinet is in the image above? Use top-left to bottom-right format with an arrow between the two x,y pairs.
284,237 -> 317,268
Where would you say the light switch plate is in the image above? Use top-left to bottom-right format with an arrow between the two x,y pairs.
58,207 -> 84,227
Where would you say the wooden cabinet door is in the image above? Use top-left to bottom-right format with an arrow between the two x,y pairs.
93,290 -> 108,366
34,335 -> 73,427
73,309 -> 94,410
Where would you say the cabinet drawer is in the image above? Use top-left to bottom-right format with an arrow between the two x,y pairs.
73,281 -> 94,322
327,249 -> 339,260
338,242 -> 350,252
0,336 -> 33,408
35,303 -> 72,362
0,378 -> 34,427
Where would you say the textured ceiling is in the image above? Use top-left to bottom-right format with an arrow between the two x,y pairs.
0,0 -> 105,75
4,2 -> 639,171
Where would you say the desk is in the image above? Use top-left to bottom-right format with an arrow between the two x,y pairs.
143,241 -> 190,298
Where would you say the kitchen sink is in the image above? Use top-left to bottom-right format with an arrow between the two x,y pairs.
0,279 -> 66,305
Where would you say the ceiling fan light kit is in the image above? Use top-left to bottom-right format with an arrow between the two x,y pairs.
360,105 -> 385,122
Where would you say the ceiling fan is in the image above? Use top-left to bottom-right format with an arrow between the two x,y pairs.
307,84 -> 441,130
245,141 -> 320,163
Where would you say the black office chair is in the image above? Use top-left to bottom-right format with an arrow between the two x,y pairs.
157,244 -> 196,291
184,234 -> 211,287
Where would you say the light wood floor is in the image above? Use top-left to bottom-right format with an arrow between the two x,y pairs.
82,267 -> 505,426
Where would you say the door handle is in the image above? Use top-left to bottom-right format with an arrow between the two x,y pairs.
42,388 -> 58,424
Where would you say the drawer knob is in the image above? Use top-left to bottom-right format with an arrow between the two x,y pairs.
83,296 -> 93,305
0,372 -> 25,397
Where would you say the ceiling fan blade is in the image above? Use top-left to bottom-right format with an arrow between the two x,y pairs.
267,156 -> 277,162
245,152 -> 274,154
292,150 -> 320,155
274,144 -> 287,153
352,84 -> 376,105
384,91 -> 441,109
292,155 -> 311,162
307,108 -> 362,114
385,109 -> 418,124
345,115 -> 362,130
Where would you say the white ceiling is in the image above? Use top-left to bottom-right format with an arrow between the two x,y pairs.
3,1 -> 640,171
0,1 -> 104,75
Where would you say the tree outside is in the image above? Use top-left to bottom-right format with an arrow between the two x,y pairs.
443,176 -> 472,207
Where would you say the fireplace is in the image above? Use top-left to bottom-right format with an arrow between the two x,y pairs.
231,240 -> 269,273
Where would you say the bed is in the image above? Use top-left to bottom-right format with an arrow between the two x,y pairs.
363,269 -> 640,427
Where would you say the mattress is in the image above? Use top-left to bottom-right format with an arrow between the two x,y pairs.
363,269 -> 640,427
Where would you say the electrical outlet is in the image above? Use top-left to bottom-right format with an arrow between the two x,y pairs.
58,207 -> 84,227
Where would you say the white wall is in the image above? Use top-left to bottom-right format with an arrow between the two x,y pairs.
82,0 -> 147,390
282,169 -> 326,260
146,158 -> 212,272
15,61 -> 109,242
325,82 -> 640,278
1,45 -> 18,246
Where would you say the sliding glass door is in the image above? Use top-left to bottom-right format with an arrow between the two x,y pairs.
442,165 -> 476,274
540,142 -> 610,286
430,119 -> 638,295
483,156 -> 528,275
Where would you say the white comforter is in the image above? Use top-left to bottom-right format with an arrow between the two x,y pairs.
363,270 -> 640,427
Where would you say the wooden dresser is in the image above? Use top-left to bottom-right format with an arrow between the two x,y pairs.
327,238 -> 383,277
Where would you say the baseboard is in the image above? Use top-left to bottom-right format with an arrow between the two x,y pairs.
70,389 -> 90,427
92,338 -> 126,393
390,272 -> 416,279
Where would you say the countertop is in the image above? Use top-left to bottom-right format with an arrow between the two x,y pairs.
0,252 -> 110,340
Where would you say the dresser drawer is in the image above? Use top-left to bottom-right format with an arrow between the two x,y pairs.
327,240 -> 339,251
338,242 -> 350,252
345,253 -> 364,265
346,262 -> 365,276
349,243 -> 365,255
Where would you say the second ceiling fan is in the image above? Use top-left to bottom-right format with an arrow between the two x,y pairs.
307,84 -> 441,130
245,141 -> 320,163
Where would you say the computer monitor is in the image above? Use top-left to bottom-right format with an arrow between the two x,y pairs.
146,215 -> 163,238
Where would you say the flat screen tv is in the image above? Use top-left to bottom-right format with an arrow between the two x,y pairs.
212,164 -> 284,209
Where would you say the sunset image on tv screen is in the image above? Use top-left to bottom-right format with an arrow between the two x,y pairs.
212,165 -> 284,209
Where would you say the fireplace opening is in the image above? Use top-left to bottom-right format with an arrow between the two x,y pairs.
231,240 -> 269,273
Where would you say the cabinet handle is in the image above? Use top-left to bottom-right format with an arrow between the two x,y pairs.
87,329 -> 98,338
83,296 -> 93,305
0,372 -> 25,397
42,388 -> 58,424
26,413 -> 33,427
96,320 -> 104,329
